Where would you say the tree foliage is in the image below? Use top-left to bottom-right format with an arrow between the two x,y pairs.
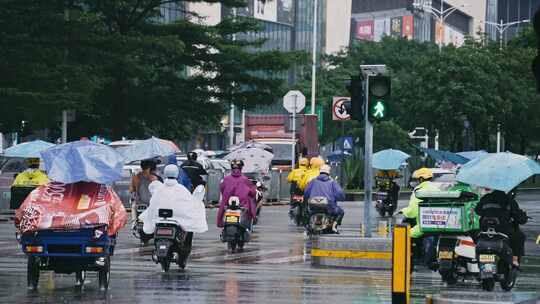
0,0 -> 303,140
300,31 -> 540,154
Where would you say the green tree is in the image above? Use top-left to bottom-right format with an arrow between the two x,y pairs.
0,0 -> 303,140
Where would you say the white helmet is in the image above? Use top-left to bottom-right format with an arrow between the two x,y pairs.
164,164 -> 179,179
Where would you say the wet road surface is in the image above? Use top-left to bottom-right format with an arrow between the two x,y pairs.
0,197 -> 539,303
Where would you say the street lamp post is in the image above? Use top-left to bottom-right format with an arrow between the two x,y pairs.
414,0 -> 468,51
484,19 -> 530,50
310,0 -> 318,115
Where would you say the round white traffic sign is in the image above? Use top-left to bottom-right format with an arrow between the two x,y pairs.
332,97 -> 351,121
283,90 -> 306,114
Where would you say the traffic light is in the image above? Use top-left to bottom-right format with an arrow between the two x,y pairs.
368,75 -> 391,122
344,75 -> 364,121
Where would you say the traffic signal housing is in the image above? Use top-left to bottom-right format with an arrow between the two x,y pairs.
344,75 -> 364,121
368,75 -> 391,122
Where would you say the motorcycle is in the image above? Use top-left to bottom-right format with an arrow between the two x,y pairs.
290,194 -> 308,227
436,235 -> 479,284
375,191 -> 398,217
305,197 -> 336,238
152,208 -> 192,272
132,201 -> 153,245
374,178 -> 399,217
250,179 -> 266,225
221,197 -> 251,252
476,217 -> 518,291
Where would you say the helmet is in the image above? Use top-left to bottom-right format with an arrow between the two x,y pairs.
298,158 -> 309,167
164,164 -> 179,179
412,168 -> 433,181
230,159 -> 244,170
27,158 -> 40,168
309,157 -> 324,169
320,164 -> 331,175
187,152 -> 198,161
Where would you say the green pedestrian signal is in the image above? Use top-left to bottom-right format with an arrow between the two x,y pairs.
371,100 -> 386,118
368,75 -> 391,122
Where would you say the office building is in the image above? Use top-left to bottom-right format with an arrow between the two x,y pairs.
350,0 -> 473,47
485,0 -> 540,42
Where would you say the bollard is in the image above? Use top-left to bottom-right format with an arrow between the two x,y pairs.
392,224 -> 411,304
277,169 -> 282,202
378,220 -> 388,238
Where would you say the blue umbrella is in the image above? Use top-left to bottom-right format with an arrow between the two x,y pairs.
456,152 -> 540,193
457,150 -> 488,161
372,149 -> 410,170
4,140 -> 55,158
40,140 -> 124,184
117,137 -> 180,163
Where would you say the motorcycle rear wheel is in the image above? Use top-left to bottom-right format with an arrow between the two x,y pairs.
481,279 -> 495,291
228,241 -> 237,252
27,256 -> 39,290
500,265 -> 517,291
160,259 -> 170,272
440,270 -> 458,285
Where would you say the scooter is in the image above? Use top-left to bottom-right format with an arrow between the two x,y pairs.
375,191 -> 398,217
290,194 -> 308,227
132,200 -> 153,245
476,217 -> 518,291
436,234 -> 479,284
152,208 -> 192,272
221,197 -> 251,252
305,197 -> 336,238
251,179 -> 266,225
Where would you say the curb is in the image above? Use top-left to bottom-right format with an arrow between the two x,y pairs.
311,236 -> 392,270
427,292 -> 539,304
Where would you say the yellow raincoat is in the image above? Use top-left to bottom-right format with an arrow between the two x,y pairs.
287,164 -> 308,185
298,158 -> 325,191
401,181 -> 438,238
12,169 -> 50,187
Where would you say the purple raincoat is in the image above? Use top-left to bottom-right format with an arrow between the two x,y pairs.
217,169 -> 257,227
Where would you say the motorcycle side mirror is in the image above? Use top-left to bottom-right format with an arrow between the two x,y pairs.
409,181 -> 419,189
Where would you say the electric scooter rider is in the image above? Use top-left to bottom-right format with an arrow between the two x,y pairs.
304,165 -> 345,233
475,189 -> 528,267
217,160 -> 257,230
400,168 -> 439,267
181,152 -> 208,191
140,165 -> 208,253
287,158 -> 309,215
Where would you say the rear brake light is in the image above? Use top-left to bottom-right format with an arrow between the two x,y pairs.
25,246 -> 43,253
156,228 -> 174,236
459,239 -> 475,247
85,246 -> 104,254
224,211 -> 241,217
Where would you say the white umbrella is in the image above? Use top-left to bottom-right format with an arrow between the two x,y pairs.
224,148 -> 274,173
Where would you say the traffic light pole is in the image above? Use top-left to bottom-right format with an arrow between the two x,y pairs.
363,75 -> 373,237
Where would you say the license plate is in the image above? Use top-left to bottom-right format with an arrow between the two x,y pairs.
482,263 -> 495,273
159,245 -> 166,249
156,228 -> 174,236
438,251 -> 453,260
226,216 -> 239,223
479,254 -> 496,263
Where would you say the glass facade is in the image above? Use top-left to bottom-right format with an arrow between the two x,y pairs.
486,0 -> 540,42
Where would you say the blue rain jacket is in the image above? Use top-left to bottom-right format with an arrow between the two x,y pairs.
304,174 -> 345,214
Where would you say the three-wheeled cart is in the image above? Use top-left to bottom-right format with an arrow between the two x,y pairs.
20,224 -> 115,290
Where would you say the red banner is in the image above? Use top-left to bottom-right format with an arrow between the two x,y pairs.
402,15 -> 414,40
16,182 -> 128,235
356,20 -> 374,41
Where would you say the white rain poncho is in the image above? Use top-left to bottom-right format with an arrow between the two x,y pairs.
139,179 -> 208,234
